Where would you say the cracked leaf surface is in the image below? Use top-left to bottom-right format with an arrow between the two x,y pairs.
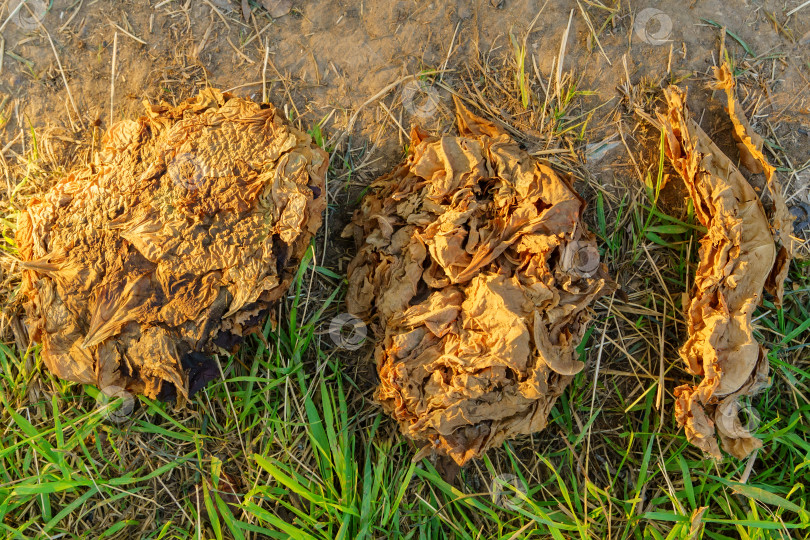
18,89 -> 327,401
659,68 -> 792,459
344,102 -> 615,465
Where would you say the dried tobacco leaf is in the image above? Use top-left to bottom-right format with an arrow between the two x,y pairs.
344,100 -> 615,465
658,68 -> 792,459
17,89 -> 327,402
710,64 -> 794,305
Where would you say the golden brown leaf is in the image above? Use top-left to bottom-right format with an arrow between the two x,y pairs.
659,67 -> 791,459
345,102 -> 615,465
18,89 -> 326,402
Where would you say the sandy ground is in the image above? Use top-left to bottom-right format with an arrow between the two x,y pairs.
2,1 -> 808,199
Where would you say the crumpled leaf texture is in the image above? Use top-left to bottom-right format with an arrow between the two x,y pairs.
344,102 -> 615,465
659,68 -> 792,459
17,89 -> 327,402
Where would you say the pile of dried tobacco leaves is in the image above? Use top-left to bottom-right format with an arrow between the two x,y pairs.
18,89 -> 327,402
16,64 -> 794,466
344,101 -> 616,464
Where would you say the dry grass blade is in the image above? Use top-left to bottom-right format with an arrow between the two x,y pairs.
33,8 -> 84,130
577,0 -> 611,65
110,31 -> 118,124
556,9 -> 574,108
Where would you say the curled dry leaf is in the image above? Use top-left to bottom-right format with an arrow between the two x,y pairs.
710,64 -> 793,303
344,100 -> 616,465
658,66 -> 792,459
17,89 -> 327,402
